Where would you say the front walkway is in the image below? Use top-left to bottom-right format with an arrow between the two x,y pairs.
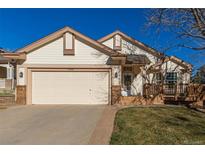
89,105 -> 119,144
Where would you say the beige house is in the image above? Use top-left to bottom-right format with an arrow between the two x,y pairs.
0,27 -> 192,105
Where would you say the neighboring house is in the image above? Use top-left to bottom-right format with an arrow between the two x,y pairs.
192,64 -> 205,84
0,48 -> 15,90
0,27 -> 192,105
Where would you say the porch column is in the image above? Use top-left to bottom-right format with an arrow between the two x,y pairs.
111,65 -> 122,105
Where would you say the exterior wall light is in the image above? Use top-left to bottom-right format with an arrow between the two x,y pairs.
115,72 -> 118,78
19,72 -> 23,78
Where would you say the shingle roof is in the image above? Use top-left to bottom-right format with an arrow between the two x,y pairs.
0,48 -> 7,53
126,54 -> 151,65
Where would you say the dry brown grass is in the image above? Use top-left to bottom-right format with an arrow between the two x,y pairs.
110,106 -> 205,144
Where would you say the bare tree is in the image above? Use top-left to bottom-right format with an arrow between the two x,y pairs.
146,8 -> 205,51
121,39 -> 170,98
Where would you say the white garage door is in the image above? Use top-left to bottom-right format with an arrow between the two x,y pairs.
32,71 -> 109,104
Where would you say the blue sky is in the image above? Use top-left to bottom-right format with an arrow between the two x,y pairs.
0,8 -> 204,70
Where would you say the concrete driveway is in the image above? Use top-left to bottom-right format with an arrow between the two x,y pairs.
0,105 -> 105,145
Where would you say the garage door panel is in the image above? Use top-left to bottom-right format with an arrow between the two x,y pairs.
32,71 -> 109,104
91,72 -> 109,103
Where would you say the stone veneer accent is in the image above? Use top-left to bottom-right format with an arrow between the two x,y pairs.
0,96 -> 15,105
111,85 -> 121,105
194,95 -> 205,108
119,95 -> 164,106
16,85 -> 26,105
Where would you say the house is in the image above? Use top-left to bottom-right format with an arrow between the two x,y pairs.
0,27 -> 192,105
99,31 -> 192,98
0,48 -> 15,91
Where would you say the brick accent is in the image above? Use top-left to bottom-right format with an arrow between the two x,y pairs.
111,85 -> 121,105
0,96 -> 15,105
119,96 -> 147,105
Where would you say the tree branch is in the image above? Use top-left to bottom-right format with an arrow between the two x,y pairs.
191,8 -> 205,36
180,44 -> 205,50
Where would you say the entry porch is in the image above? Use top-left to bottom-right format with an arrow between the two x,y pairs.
0,56 -> 15,91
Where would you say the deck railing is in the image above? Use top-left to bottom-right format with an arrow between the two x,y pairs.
143,83 -> 189,97
163,83 -> 188,95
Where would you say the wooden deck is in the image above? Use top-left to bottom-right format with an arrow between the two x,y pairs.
143,83 -> 205,107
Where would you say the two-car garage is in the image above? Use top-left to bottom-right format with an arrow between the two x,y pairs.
13,27 -> 124,106
29,69 -> 111,105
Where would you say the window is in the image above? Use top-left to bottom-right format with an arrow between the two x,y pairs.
0,66 -> 7,78
155,72 -> 162,84
165,72 -> 177,84
123,73 -> 133,95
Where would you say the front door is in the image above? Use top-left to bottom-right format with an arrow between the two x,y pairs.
123,73 -> 133,96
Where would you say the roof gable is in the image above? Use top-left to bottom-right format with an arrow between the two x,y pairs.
99,30 -> 192,69
98,30 -> 163,58
17,27 -> 124,57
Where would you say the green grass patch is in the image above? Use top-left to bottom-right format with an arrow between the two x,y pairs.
0,90 -> 14,97
110,106 -> 205,145
0,93 -> 14,96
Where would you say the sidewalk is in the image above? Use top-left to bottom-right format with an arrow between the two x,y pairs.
89,105 -> 119,145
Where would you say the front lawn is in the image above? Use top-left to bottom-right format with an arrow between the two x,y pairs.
110,106 -> 205,144
0,90 -> 14,97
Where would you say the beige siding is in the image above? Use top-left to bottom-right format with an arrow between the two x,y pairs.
121,39 -> 157,63
24,37 -> 109,64
112,65 -> 121,85
102,37 -> 158,63
162,60 -> 184,72
17,67 -> 25,85
102,38 -> 114,49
